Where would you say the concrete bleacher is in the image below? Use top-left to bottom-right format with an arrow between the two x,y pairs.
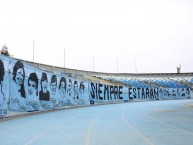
15,56 -> 193,91
16,56 -> 193,89
93,74 -> 193,89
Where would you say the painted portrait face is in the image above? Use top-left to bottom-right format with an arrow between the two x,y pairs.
80,83 -> 85,93
68,81 -> 72,89
60,81 -> 66,96
181,88 -> 185,96
51,81 -> 57,94
177,89 -> 180,95
28,80 -> 36,96
74,83 -> 78,93
15,68 -> 24,85
60,81 -> 66,90
42,79 -> 48,90
172,89 -> 176,96
80,87 -> 84,93
186,88 -> 190,95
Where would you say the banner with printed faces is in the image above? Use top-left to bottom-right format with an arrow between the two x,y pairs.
2,55 -> 192,112
9,59 -> 38,111
0,56 -> 9,115
9,58 -> 91,111
158,88 -> 191,100
128,87 -> 191,100
65,78 -> 90,105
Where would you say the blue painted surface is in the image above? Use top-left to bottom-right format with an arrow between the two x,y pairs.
1,55 -> 192,115
0,99 -> 193,145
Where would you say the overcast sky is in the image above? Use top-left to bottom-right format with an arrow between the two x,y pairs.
0,0 -> 193,73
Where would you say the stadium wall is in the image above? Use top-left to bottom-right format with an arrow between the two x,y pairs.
0,55 -> 192,118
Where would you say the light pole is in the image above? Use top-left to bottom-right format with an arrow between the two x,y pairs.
135,61 -> 138,74
33,40 -> 35,63
64,49 -> 65,68
93,55 -> 95,72
116,58 -> 118,73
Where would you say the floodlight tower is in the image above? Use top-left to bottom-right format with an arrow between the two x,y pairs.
116,58 -> 118,73
64,49 -> 65,68
33,40 -> 35,63
93,55 -> 94,72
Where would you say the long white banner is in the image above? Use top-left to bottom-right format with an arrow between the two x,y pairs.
0,55 -> 192,113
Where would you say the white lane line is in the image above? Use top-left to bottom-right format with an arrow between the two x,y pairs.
24,115 -> 80,145
140,109 -> 193,136
122,109 -> 154,145
157,110 -> 193,122
85,111 -> 108,145
0,115 -> 57,134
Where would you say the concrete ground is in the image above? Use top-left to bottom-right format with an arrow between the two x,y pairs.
0,99 -> 193,145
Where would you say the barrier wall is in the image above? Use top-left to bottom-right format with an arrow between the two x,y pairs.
0,55 -> 192,118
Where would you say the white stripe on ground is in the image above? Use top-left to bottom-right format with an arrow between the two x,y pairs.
122,109 -> 154,145
140,109 -> 193,136
24,115 -> 80,145
85,111 -> 108,145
